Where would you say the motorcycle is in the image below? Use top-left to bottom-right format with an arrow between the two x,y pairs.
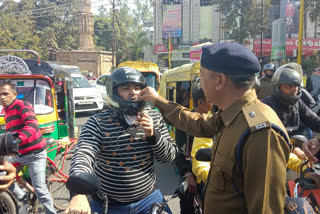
66,172 -> 190,214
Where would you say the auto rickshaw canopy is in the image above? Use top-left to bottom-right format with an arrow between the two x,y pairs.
159,61 -> 200,99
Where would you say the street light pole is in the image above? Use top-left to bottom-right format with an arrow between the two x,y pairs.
112,0 -> 115,66
297,0 -> 304,65
260,0 -> 263,61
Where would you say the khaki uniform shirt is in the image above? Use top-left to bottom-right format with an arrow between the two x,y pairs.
155,90 -> 290,214
257,77 -> 272,99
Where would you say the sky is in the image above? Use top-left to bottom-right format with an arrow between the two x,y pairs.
0,0 -> 140,16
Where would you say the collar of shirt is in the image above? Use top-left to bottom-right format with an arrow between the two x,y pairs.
220,89 -> 257,127
4,98 -> 17,111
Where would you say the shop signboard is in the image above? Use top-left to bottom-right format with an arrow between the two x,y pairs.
254,38 -> 320,57
162,4 -> 182,38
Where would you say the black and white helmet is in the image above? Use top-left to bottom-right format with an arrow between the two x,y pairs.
106,67 -> 146,115
272,66 -> 302,105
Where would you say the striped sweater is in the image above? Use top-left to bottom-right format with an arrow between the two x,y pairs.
70,106 -> 177,203
4,99 -> 46,155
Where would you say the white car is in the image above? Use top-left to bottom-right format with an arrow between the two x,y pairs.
92,74 -> 110,107
71,74 -> 104,113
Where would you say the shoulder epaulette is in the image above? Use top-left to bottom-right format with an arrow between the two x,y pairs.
242,104 -> 271,133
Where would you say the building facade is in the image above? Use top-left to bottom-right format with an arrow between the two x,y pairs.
150,0 -> 221,69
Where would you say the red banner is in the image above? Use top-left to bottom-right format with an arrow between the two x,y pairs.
254,38 -> 320,57
154,45 -> 167,53
154,44 -> 174,53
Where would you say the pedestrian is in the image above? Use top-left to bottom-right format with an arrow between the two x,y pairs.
65,67 -> 177,214
138,43 -> 290,214
0,80 -> 56,214
85,70 -> 96,80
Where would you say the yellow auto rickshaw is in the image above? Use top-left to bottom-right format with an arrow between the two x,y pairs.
0,50 -> 76,151
159,61 -> 200,138
118,61 -> 161,93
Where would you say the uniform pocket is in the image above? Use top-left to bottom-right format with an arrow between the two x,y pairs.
208,151 -> 235,192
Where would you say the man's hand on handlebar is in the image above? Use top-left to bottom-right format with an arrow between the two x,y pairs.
302,138 -> 320,163
0,161 -> 16,193
293,147 -> 308,161
184,172 -> 197,195
305,172 -> 320,187
65,194 -> 91,214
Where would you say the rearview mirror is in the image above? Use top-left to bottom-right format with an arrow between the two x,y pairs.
66,172 -> 101,195
195,148 -> 212,162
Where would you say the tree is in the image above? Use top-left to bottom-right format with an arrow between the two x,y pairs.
0,0 -> 42,58
33,0 -> 80,53
305,0 -> 320,38
0,0 -> 80,59
212,0 -> 271,44
93,0 -> 153,65
94,13 -> 112,51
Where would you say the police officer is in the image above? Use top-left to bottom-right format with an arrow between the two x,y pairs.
256,63 -> 275,99
138,43 -> 290,214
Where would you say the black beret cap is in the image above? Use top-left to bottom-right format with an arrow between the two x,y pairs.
200,43 -> 261,75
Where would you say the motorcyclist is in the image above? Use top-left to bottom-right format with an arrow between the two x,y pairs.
276,63 -> 318,139
262,66 -> 320,137
66,67 -> 177,214
278,63 -> 317,110
256,63 -> 275,99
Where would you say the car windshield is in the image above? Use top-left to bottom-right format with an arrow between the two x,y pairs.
142,72 -> 158,90
0,79 -> 54,115
63,67 -> 81,75
72,76 -> 92,88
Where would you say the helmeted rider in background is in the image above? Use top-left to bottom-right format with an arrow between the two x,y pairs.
261,66 -> 320,166
256,63 -> 275,99
66,67 -> 177,214
262,66 -> 320,137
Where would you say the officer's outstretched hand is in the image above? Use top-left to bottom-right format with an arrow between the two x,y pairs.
136,112 -> 154,137
302,138 -> 320,163
0,161 -> 16,193
138,87 -> 159,104
65,194 -> 90,214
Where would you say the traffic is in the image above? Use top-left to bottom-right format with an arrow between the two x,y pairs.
1,0 -> 320,214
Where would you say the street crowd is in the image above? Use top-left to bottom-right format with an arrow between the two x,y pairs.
1,42 -> 320,214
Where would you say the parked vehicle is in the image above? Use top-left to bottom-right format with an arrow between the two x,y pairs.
58,65 -> 82,75
0,50 -> 76,141
70,73 -> 103,113
47,63 -> 103,113
91,74 -> 110,107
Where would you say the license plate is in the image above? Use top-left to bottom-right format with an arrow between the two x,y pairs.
79,101 -> 94,105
